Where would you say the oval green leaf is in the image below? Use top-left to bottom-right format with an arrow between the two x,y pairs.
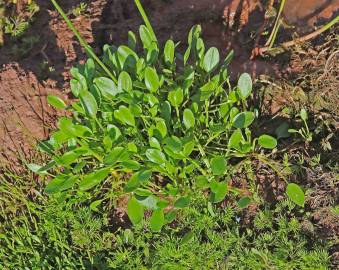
79,91 -> 98,118
146,149 -> 167,164
144,67 -> 160,93
286,183 -> 305,207
183,109 -> 195,129
211,156 -> 227,175
121,160 -> 141,170
174,196 -> 190,208
228,129 -> 244,149
94,77 -> 120,99
164,39 -> 175,64
127,197 -> 144,225
47,95 -> 66,109
258,134 -> 277,149
114,106 -> 135,126
237,196 -> 251,209
168,87 -> 183,107
233,112 -> 255,128
300,108 -> 308,121
238,73 -> 252,100
150,209 -> 165,232
211,182 -> 228,203
118,71 -> 133,92
104,147 -> 126,165
139,25 -> 154,49
203,47 -> 219,73
45,175 -> 77,194
79,168 -> 110,191
128,30 -> 137,50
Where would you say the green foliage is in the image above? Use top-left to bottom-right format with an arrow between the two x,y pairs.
71,2 -> 87,17
107,194 -> 330,269
258,134 -> 277,149
0,173 -> 330,269
36,0 -> 294,230
47,95 -> 67,109
286,183 -> 305,207
288,108 -> 313,142
0,1 -> 334,269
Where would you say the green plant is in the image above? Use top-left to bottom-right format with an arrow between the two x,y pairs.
288,108 -> 313,142
265,0 -> 286,49
71,2 -> 87,17
0,166 -> 114,269
0,0 -> 39,38
3,16 -> 30,37
0,169 -> 329,269
107,194 -> 330,269
29,0 -> 309,231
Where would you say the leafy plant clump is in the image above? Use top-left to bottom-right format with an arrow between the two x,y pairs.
31,0 -> 302,230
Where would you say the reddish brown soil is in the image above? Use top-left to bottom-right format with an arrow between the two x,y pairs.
0,0 -> 102,161
0,0 -> 338,161
0,64 -> 63,165
284,0 -> 339,25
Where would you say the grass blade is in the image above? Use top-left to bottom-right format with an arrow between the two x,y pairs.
50,0 -> 117,83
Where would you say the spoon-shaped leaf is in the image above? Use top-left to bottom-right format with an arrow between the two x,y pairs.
258,135 -> 277,149
45,175 -> 77,194
237,196 -> 251,208
237,73 -> 252,100
203,47 -> 219,73
233,112 -> 255,128
168,87 -> 183,107
47,95 -> 66,109
118,71 -> 133,92
174,196 -> 190,208
183,109 -> 195,129
114,106 -> 135,126
286,183 -> 305,207
94,77 -> 120,99
211,181 -> 228,203
164,39 -> 175,64
150,209 -> 165,232
211,156 -> 227,175
144,67 -> 160,92
79,168 -> 110,191
79,91 -> 98,118
146,149 -> 167,164
127,196 -> 144,225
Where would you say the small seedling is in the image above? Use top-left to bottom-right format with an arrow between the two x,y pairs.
288,108 -> 312,142
71,2 -> 87,17
1,0 -> 39,38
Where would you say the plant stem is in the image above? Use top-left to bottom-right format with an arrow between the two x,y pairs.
268,19 -> 282,49
195,136 -> 211,172
265,0 -> 286,47
50,0 -> 117,83
260,15 -> 339,54
188,158 -> 207,176
134,0 -> 157,41
205,100 -> 209,127
256,154 -> 287,183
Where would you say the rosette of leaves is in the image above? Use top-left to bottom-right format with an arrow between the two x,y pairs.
31,19 -> 282,230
